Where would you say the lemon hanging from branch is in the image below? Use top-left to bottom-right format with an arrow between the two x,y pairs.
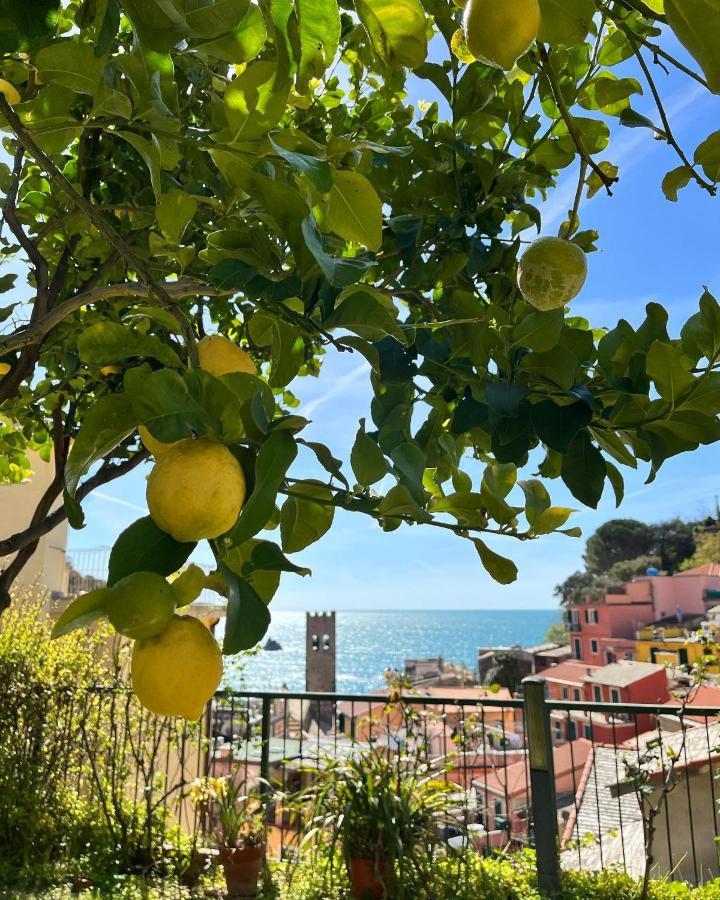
104,571 -> 177,639
196,335 -> 257,377
517,236 -> 588,310
463,0 -> 540,70
131,615 -> 223,719
147,438 -> 247,542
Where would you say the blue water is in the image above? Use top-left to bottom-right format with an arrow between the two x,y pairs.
221,609 -> 560,693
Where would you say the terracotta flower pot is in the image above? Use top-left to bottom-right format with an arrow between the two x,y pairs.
348,857 -> 390,899
219,844 -> 265,898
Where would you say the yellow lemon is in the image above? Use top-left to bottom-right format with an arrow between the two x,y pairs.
105,571 -> 176,640
197,335 -> 256,377
139,424 -> 178,458
0,362 -> 11,378
146,438 -> 246,542
0,79 -> 21,105
517,236 -> 588,310
131,614 -> 223,719
463,0 -> 540,70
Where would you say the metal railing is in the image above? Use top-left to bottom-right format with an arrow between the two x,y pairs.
5,679 -> 720,891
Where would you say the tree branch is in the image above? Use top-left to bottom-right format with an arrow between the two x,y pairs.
0,280 -> 231,355
538,45 -> 618,196
625,33 -> 716,196
0,449 -> 149,614
0,95 -> 200,365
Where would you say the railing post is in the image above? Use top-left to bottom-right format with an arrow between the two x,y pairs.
260,695 -> 271,801
522,676 -> 561,896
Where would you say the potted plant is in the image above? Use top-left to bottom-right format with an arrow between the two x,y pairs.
190,775 -> 267,898
294,747 -> 460,898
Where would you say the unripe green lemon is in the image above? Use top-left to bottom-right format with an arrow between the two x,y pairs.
463,0 -> 540,70
197,335 -> 256,377
517,237 -> 588,310
146,438 -> 246,542
131,615 -> 223,719
105,571 -> 176,640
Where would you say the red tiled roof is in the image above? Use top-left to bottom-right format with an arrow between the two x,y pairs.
475,738 -> 592,799
536,661 -> 600,685
673,563 -> 720,577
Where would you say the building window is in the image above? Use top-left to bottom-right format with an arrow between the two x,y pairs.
574,639 -> 582,660
584,724 -> 592,739
571,611 -> 580,628
573,689 -> 581,701
590,639 -> 599,654
606,652 -> 615,664
593,686 -> 602,702
554,721 -> 563,740
624,651 -> 634,661
494,800 -> 503,816
585,609 -> 599,624
610,689 -> 620,704
562,687 -> 569,699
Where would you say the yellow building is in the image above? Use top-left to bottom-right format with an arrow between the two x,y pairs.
635,623 -> 720,674
0,450 -> 70,597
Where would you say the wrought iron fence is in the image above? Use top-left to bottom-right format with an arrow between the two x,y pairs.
5,680 -> 720,890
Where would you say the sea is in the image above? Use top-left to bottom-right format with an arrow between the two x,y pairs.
220,608 -> 561,694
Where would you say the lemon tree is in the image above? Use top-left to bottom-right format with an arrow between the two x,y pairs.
1,0 -> 720,712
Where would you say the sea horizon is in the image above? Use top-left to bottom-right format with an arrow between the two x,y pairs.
221,608 -> 562,694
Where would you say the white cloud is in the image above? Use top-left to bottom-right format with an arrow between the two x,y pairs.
90,491 -> 147,513
302,361 -> 369,417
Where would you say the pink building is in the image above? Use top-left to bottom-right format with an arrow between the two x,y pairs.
539,660 -> 670,745
568,564 -> 720,664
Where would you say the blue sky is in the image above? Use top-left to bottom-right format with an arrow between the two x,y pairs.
58,37 -> 720,610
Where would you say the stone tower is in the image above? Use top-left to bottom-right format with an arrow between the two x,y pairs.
305,611 -> 336,692
304,612 -> 336,733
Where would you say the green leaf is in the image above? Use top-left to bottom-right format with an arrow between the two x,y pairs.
249,312 -> 305,389
298,439 -> 350,488
280,480 -> 335,552
250,539 -> 311,575
519,348 -> 577,390
662,165 -> 693,202
192,5 -> 267,63
533,507 -> 574,535
115,131 -> 163,200
296,0 -> 340,91
35,40 -> 106,94
351,423 -> 388,486
428,492 -> 486,527
694,130 -> 720,183
223,60 -> 290,142
78,322 -> 182,368
377,484 -> 431,521
391,441 -> 426,504
324,286 -> 406,343
561,432 -> 606,508
605,460 -> 625,508
354,0 -> 427,70
0,0 -> 59,52
125,368 -> 208,443
51,588 -> 109,639
268,133 -> 332,192
223,540 -> 281,603
646,341 -> 695,403
225,430 -> 298,546
326,170 -> 382,250
513,308 -> 564,353
184,368 -> 245,442
156,188 -> 197,243
473,539 -> 518,585
182,0 -> 249,39
108,516 -> 196,587
519,479 -> 550,527
538,0 -> 596,45
531,400 -> 592,453
222,568 -> 272,654
65,393 -> 137,496
301,216 -> 373,286
665,0 -> 720,94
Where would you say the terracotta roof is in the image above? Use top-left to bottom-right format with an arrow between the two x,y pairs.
673,563 -> 720,577
418,686 -> 513,702
536,661 -> 600,685
475,738 -> 591,799
584,660 -> 665,688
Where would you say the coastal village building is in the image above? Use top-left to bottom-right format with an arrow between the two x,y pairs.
539,660 -> 670,744
477,641 -> 572,685
566,565 -> 720,665
474,738 -> 591,844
